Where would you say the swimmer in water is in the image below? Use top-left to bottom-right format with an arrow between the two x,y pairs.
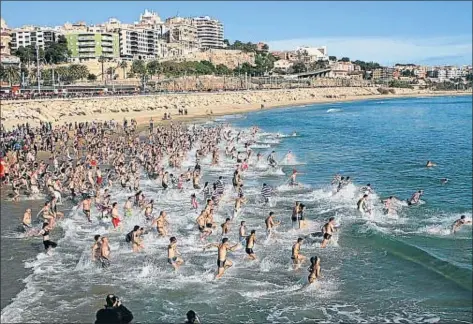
357,194 -> 371,214
167,237 -> 184,271
426,161 -> 436,168
408,190 -> 424,205
291,238 -> 306,270
320,217 -> 336,248
451,215 -> 471,234
307,256 -> 321,284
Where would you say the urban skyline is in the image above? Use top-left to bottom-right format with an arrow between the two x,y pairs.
1,1 -> 471,66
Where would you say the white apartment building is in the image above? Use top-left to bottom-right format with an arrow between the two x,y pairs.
192,16 -> 224,49
436,69 -> 447,82
446,68 -> 462,80
295,46 -> 328,62
119,28 -> 167,60
11,28 -> 58,50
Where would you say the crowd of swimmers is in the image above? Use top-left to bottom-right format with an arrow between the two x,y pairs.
1,118 -> 471,320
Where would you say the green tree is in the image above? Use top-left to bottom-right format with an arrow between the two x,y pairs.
340,57 -> 350,62
67,64 -> 89,81
292,62 -> 306,73
119,61 -> 128,79
215,64 -> 231,75
146,60 -> 160,77
262,44 -> 269,51
106,66 -> 116,80
55,66 -> 70,83
131,60 -> 147,77
0,64 -> 5,82
13,46 -> 34,67
329,55 -> 337,61
87,73 -> 97,81
4,65 -> 20,86
223,39 -> 230,47
44,35 -> 70,64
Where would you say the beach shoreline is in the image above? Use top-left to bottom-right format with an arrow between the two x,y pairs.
1,87 -> 470,128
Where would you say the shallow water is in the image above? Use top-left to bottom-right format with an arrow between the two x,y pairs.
1,95 -> 472,323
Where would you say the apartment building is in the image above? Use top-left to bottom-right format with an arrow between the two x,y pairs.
446,67 -> 461,80
118,28 -> 166,60
1,18 -> 11,55
65,31 -> 119,62
295,46 -> 328,62
165,17 -> 199,50
10,28 -> 58,50
192,16 -> 224,49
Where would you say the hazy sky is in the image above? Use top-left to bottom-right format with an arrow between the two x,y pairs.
1,1 -> 472,65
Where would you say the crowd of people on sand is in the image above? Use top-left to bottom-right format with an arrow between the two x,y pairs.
1,115 -> 470,323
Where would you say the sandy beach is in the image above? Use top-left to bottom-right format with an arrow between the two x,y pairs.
1,87 -> 470,128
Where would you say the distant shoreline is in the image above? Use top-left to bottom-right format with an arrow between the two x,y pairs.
1,88 -> 471,129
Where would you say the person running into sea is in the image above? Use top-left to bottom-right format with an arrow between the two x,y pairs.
111,202 -> 123,230
38,222 -> 57,256
452,215 -> 472,234
261,183 -> 273,205
245,230 -> 257,260
132,227 -> 145,252
291,238 -> 306,270
220,218 -> 231,238
99,236 -> 111,268
167,236 -> 184,271
204,237 -> 238,279
267,151 -> 278,168
239,221 -> 247,247
320,217 -> 337,248
308,256 -> 321,284
91,234 -> 101,262
82,196 -> 92,223
21,208 -> 33,233
154,211 -> 169,236
124,197 -> 133,218
265,212 -> 280,238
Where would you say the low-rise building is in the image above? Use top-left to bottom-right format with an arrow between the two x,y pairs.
65,31 -> 120,62
0,54 -> 20,67
273,59 -> 293,72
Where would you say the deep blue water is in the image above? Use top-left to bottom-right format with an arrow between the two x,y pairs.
230,95 -> 472,322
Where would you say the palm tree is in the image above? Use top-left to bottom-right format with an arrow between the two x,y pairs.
5,66 -> 20,86
106,67 -> 116,81
119,61 -> 128,79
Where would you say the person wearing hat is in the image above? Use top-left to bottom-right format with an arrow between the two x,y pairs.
95,294 -> 133,324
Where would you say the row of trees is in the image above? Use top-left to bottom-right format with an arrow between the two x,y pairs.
223,40 -> 269,52
0,63 -> 91,86
127,53 -> 277,78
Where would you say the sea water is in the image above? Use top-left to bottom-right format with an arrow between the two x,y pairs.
1,95 -> 471,323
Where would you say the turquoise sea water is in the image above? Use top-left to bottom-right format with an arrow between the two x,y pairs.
1,95 -> 471,323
